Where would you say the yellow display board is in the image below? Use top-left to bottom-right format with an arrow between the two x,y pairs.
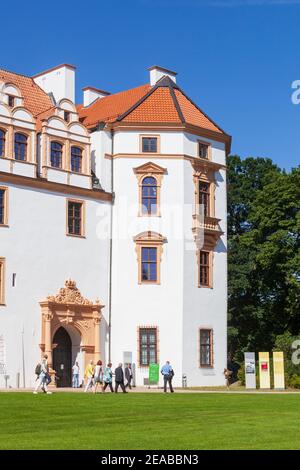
259,352 -> 270,389
273,351 -> 285,389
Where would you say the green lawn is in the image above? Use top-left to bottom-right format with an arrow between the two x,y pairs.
0,392 -> 299,450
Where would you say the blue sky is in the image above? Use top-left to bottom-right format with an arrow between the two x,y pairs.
1,0 -> 300,170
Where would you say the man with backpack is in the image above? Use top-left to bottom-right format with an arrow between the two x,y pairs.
33,354 -> 52,394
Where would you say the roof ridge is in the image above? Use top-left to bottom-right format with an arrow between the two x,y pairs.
116,85 -> 157,122
168,82 -> 185,124
35,105 -> 56,117
78,83 -> 150,114
0,67 -> 32,79
175,87 -> 227,135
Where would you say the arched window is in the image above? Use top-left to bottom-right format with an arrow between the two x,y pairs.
71,146 -> 82,173
14,133 -> 27,161
50,141 -> 63,168
141,177 -> 157,215
0,129 -> 5,157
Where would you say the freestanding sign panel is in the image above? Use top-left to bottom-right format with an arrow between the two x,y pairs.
244,352 -> 256,389
273,351 -> 285,390
149,363 -> 159,385
259,352 -> 271,389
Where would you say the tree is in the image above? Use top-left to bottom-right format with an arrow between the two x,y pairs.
227,156 -> 300,362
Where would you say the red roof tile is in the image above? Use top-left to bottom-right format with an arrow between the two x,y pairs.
78,84 -> 151,128
78,77 -> 226,136
122,87 -> 181,123
174,89 -> 222,134
0,68 -> 53,117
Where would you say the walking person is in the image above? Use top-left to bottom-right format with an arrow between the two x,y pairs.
94,360 -> 103,394
161,361 -> 174,393
125,363 -> 133,390
72,361 -> 80,388
84,360 -> 95,393
33,354 -> 52,394
223,368 -> 232,390
115,363 -> 127,393
102,363 -> 114,393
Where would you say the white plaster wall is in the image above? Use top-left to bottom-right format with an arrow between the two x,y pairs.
183,132 -> 226,165
110,152 -> 185,387
182,159 -> 227,386
113,130 -> 184,155
12,161 -> 36,178
90,130 -> 112,193
34,66 -> 75,103
0,183 -> 110,388
109,129 -> 227,387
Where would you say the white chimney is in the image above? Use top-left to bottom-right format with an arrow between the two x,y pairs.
33,64 -> 76,103
82,86 -> 110,107
148,65 -> 177,86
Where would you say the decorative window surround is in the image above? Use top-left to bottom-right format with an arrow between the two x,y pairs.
133,231 -> 167,285
199,328 -> 214,368
140,135 -> 160,153
66,199 -> 85,238
197,249 -> 213,289
0,186 -> 8,227
0,258 -> 5,305
197,140 -> 211,160
192,160 -> 223,254
137,326 -> 159,368
133,162 -> 167,217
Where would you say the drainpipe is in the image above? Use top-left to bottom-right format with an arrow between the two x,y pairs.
108,128 -> 115,362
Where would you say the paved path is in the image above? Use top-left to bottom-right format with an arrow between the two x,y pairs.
1,386 -> 300,394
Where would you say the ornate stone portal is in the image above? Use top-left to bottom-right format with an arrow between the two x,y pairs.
39,280 -> 104,386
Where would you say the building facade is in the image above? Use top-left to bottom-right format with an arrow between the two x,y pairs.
0,64 -> 231,388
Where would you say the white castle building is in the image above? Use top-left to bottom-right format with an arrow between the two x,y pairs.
0,64 -> 231,388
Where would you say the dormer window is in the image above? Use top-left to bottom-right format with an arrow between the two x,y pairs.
50,141 -> 63,168
64,111 -> 70,122
7,95 -> 15,108
71,146 -> 82,173
14,133 -> 27,161
198,141 -> 210,159
141,136 -> 158,153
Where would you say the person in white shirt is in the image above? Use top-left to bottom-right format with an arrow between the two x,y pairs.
33,355 -> 52,394
72,362 -> 80,388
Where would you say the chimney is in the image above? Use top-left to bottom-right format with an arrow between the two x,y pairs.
82,86 -> 110,107
148,65 -> 177,86
33,64 -> 76,103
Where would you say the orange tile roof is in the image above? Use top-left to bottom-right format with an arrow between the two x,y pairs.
78,84 -> 151,128
0,67 -> 227,138
174,89 -> 222,134
122,87 -> 181,123
0,68 -> 53,117
78,76 -> 226,136
35,106 -> 57,131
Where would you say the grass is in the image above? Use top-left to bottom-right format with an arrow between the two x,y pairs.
0,392 -> 300,450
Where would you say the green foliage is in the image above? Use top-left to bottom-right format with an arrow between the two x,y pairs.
237,362 -> 245,385
288,375 -> 300,389
227,156 -> 300,363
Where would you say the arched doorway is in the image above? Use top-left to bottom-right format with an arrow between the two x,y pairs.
53,327 -> 72,387
39,280 -> 104,387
